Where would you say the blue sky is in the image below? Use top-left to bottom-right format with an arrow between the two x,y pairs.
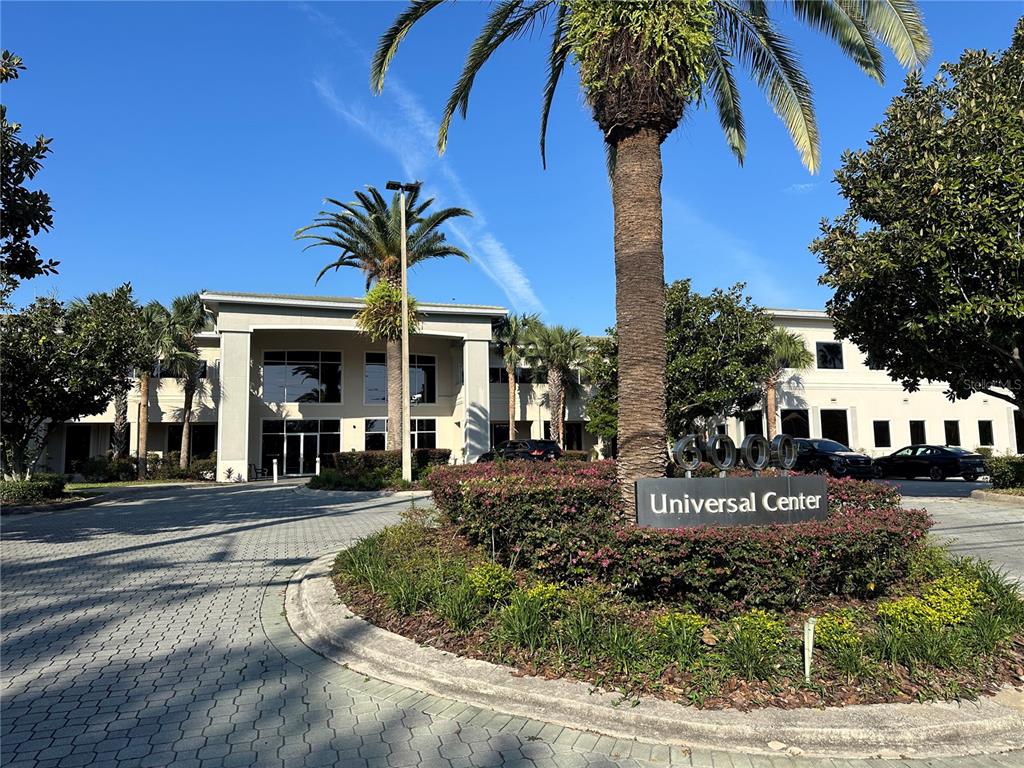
3,1 -> 1019,334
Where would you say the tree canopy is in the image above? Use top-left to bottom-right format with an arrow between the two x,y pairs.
815,20 -> 1024,412
1,285 -> 144,478
584,281 -> 774,441
1,51 -> 57,302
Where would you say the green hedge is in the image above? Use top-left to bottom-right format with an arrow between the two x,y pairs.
331,449 -> 451,474
1,474 -> 67,506
78,455 -> 137,482
428,461 -> 930,613
988,456 -> 1024,489
560,450 -> 590,462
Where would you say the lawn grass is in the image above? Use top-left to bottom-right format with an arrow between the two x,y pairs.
65,479 -> 207,491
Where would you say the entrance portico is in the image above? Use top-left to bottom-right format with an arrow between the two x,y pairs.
203,291 -> 502,481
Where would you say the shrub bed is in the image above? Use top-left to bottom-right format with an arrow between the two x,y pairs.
333,519 -> 1024,709
1,473 -> 67,505
311,449 -> 452,491
428,462 -> 924,612
988,456 -> 1024,489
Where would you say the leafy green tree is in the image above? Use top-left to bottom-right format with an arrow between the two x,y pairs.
584,281 -> 774,441
493,313 -> 540,440
1,285 -> 143,478
1,50 -> 57,302
525,324 -> 588,448
372,0 -> 929,510
763,328 -> 814,442
581,331 -> 618,454
297,185 -> 470,451
160,293 -> 212,469
815,20 -> 1024,413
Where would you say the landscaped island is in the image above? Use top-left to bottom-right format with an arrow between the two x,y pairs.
332,461 -> 1024,709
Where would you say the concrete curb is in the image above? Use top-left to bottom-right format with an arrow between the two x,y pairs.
971,489 -> 1024,507
1,493 -> 108,515
292,485 -> 432,502
286,553 -> 1024,761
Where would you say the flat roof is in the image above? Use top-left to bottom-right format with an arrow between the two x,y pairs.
766,308 -> 830,320
201,290 -> 507,317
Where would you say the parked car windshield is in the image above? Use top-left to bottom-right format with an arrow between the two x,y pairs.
810,439 -> 851,453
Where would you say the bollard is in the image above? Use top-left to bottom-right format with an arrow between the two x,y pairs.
803,617 -> 817,683
315,456 -> 321,476
272,458 -> 278,484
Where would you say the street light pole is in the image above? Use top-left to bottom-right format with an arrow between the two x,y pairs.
387,180 -> 421,484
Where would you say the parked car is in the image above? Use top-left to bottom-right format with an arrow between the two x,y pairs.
873,445 -> 987,481
476,439 -> 563,463
792,438 -> 875,478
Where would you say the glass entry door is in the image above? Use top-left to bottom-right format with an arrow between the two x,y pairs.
261,419 -> 342,475
283,432 -> 319,475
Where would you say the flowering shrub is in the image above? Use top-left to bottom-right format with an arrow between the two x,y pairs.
429,461 -> 930,612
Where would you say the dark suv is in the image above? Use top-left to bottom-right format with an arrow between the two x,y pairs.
477,439 -> 562,462
793,438 -> 875,478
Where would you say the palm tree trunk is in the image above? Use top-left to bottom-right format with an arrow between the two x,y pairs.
549,375 -> 565,449
112,388 -> 128,458
137,375 -> 150,479
611,128 -> 668,513
179,378 -> 195,469
386,337 -> 403,451
765,376 -> 779,443
507,363 -> 516,441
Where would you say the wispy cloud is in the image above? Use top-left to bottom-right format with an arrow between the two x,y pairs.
784,181 -> 819,195
302,9 -> 544,315
663,195 -> 790,307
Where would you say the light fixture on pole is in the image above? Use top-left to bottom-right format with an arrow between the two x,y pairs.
386,180 -> 421,483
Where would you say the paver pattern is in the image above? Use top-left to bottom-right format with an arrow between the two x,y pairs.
2,482 -> 1023,768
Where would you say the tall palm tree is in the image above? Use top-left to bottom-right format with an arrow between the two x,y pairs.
297,185 -> 470,452
161,293 -> 211,469
370,1 -> 929,510
136,301 -> 170,479
493,313 -> 539,441
763,327 -> 813,443
526,324 -> 587,449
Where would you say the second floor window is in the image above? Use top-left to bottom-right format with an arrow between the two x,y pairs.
262,351 -> 342,404
410,354 -> 436,404
364,352 -> 387,404
816,342 -> 844,370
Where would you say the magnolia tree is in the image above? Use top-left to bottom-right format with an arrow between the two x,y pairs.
815,21 -> 1024,413
1,286 -> 143,478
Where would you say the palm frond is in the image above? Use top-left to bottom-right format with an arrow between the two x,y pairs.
716,1 -> 820,172
539,3 -> 569,169
705,43 -> 746,164
438,0 -> 554,154
370,0 -> 446,94
789,0 -> 884,83
858,0 -> 930,69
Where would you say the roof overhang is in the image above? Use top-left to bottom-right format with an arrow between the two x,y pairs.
201,291 -> 507,318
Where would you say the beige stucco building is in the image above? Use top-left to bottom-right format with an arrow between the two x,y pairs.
40,294 -> 1020,479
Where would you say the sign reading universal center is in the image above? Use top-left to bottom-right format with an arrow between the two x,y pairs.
635,434 -> 828,529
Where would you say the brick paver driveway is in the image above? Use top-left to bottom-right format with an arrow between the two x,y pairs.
3,483 -> 1023,768
2,482 -> 663,768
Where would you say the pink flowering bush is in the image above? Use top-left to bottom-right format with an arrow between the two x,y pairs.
428,462 -> 930,613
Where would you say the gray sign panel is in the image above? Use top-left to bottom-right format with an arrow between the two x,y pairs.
636,475 -> 829,528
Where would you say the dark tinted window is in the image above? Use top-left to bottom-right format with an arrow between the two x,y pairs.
909,420 -> 926,444
944,420 -> 961,447
978,420 -> 994,447
781,409 -> 810,438
816,342 -> 844,369
873,420 -> 891,448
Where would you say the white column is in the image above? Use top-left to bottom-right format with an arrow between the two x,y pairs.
216,330 -> 251,482
462,338 -> 491,462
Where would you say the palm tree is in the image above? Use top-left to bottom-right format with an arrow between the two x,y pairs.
161,293 -> 211,469
297,185 -> 470,452
493,313 -> 539,441
763,327 -> 813,443
136,301 -> 170,479
526,324 -> 587,449
371,1 -> 929,510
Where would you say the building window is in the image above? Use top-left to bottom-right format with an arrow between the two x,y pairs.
409,354 -> 436,404
261,418 -> 341,475
262,351 -> 342,404
816,342 -> 844,370
873,420 -> 891,448
364,419 -> 387,451
490,422 -> 510,447
410,418 -> 436,449
489,367 -> 507,383
742,410 -> 764,437
543,421 -> 584,450
167,423 -> 217,458
781,409 -> 810,438
909,420 -> 926,445
978,420 -> 994,447
715,424 -> 727,435
820,409 -> 850,446
944,420 -> 961,447
364,352 -> 387,404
